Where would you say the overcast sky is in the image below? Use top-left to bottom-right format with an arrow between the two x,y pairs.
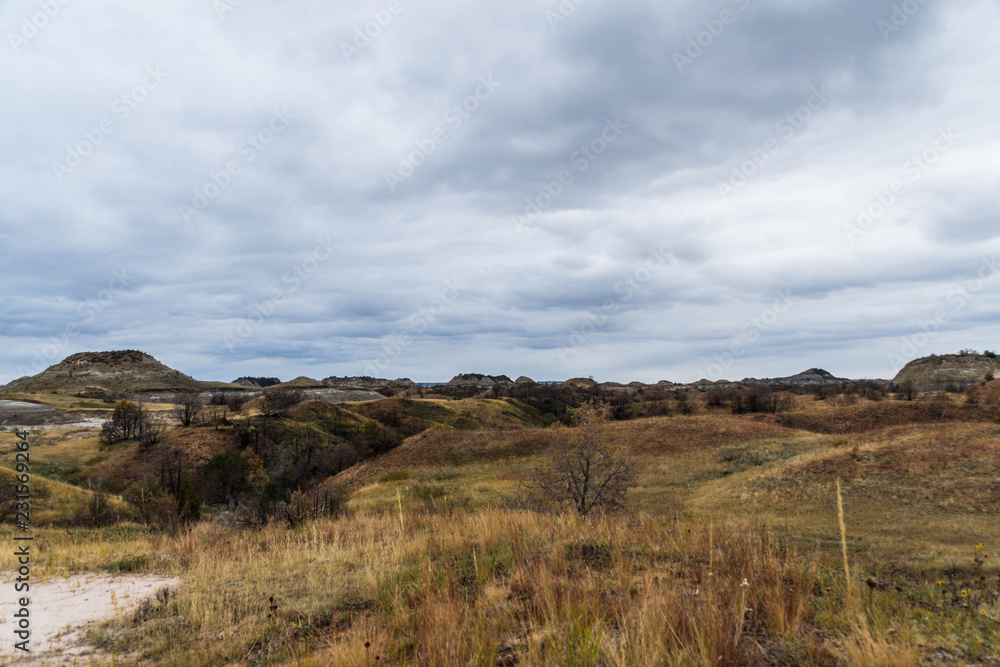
1,0 -> 998,385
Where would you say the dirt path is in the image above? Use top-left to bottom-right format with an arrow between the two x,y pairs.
0,573 -> 180,665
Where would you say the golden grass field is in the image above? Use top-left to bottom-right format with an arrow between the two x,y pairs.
1,389 -> 999,664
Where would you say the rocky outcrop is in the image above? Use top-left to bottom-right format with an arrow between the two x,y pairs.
232,377 -> 282,388
741,368 -> 848,387
561,377 -> 598,390
447,374 -> 513,388
0,351 -> 234,396
892,353 -> 1000,392
688,379 -> 735,389
514,376 -> 537,385
322,376 -> 417,389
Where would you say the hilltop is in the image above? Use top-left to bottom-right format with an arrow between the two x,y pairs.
0,350 -> 234,398
892,351 -> 1000,391
446,373 -> 513,388
741,367 -> 849,386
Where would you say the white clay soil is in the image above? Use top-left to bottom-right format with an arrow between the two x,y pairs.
0,574 -> 180,665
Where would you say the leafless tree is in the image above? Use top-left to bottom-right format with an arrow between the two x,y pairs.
264,387 -> 307,413
172,392 -> 204,427
226,394 -> 246,413
140,418 -> 167,450
524,401 -> 636,516
100,400 -> 159,445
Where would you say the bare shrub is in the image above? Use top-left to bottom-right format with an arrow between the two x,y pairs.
100,400 -> 159,446
897,380 -> 918,401
139,419 -> 167,450
731,385 -> 793,414
73,482 -> 115,528
857,380 -> 887,402
524,401 -> 636,516
705,388 -> 732,408
263,387 -> 307,413
172,393 -> 204,426
121,476 -> 165,526
278,479 -> 348,529
226,394 -> 246,413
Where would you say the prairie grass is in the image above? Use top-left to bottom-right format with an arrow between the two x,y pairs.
5,508 -> 929,665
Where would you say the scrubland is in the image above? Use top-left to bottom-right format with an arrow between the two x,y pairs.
1,386 -> 999,665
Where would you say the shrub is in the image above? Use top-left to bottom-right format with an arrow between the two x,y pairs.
897,380 -> 918,401
278,479 -> 348,528
100,400 -> 161,446
199,450 -> 267,504
524,401 -> 636,516
172,393 -> 204,426
74,482 -> 116,528
731,385 -> 793,414
263,387 -> 307,413
175,475 -> 201,525
121,476 -> 165,526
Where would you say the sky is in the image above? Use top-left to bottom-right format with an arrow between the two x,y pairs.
1,0 -> 998,386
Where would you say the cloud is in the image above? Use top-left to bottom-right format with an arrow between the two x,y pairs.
1,0 -> 999,386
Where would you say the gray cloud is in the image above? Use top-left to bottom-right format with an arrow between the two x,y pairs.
1,0 -> 998,386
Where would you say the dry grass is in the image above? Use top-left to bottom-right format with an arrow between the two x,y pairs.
3,509 -> 928,666
775,393 -> 995,434
4,395 -> 1000,664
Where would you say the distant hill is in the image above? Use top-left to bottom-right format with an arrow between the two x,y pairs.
272,376 -> 327,389
232,377 -> 282,388
741,368 -> 849,387
892,352 -> 1000,391
323,376 -> 417,389
447,373 -> 513,388
0,350 -> 236,397
561,377 -> 598,390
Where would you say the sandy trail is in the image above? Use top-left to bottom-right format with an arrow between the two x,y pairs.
0,574 -> 180,665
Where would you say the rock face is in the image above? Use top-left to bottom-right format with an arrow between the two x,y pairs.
742,368 -> 848,387
892,353 -> 1000,391
688,379 -> 734,389
0,351 -> 227,396
322,376 -> 417,389
0,351 -> 391,405
447,373 -> 513,388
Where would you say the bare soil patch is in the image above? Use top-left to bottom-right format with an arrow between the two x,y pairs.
0,573 -> 180,664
